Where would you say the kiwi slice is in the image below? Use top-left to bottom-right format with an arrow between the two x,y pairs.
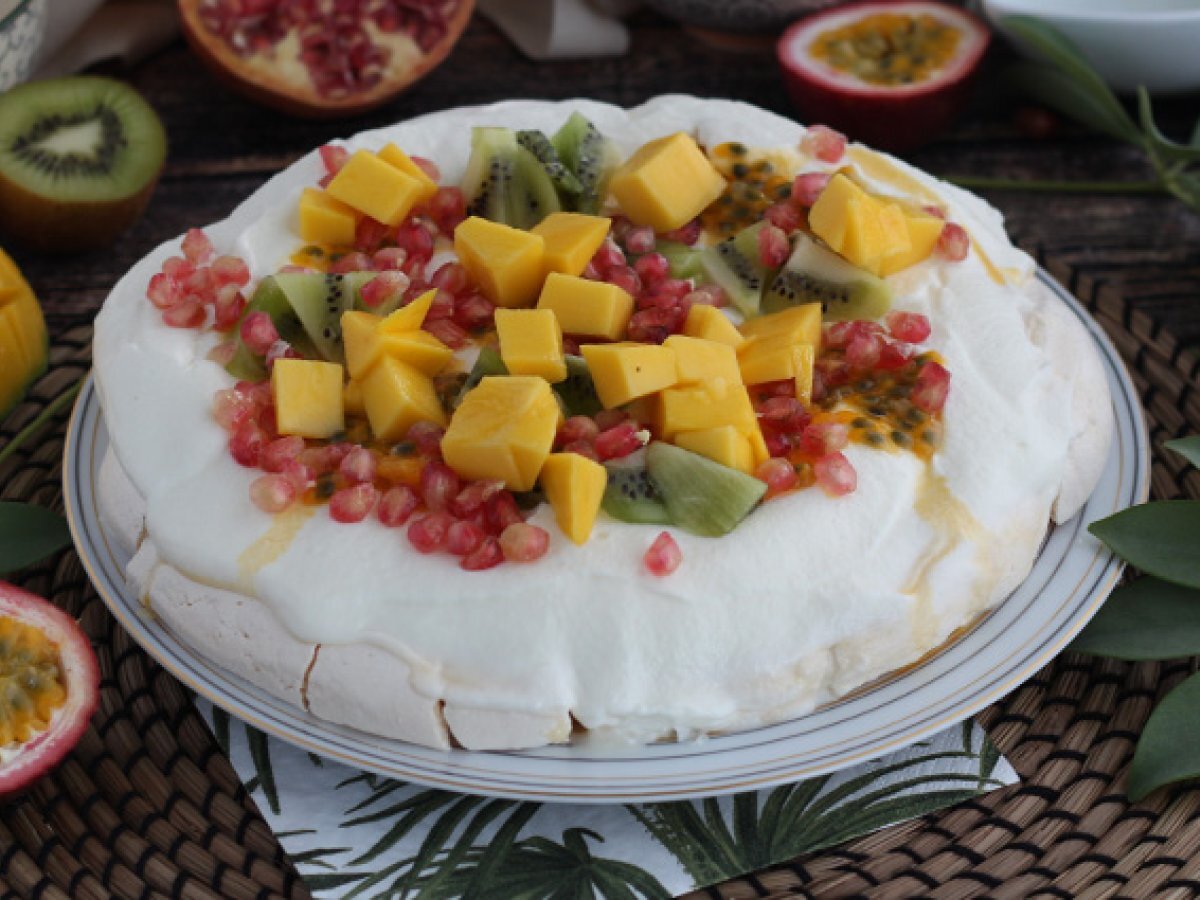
508,146 -> 562,229
602,449 -> 670,525
700,221 -> 782,318
552,112 -> 617,215
516,130 -> 583,196
553,355 -> 603,418
763,235 -> 892,320
0,76 -> 166,253
462,128 -> 561,229
646,441 -> 766,537
657,241 -> 706,281
454,345 -> 508,408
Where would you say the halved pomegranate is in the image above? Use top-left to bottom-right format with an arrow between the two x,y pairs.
778,1 -> 989,152
178,0 -> 475,119
0,582 -> 99,799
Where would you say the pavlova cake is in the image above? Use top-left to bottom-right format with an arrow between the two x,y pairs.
93,96 -> 1113,751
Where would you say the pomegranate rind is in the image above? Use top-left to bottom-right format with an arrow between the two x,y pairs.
0,581 -> 99,799
777,0 -> 990,151
177,0 -> 476,120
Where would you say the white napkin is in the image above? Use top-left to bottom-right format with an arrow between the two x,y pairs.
478,0 -> 632,60
33,0 -> 178,79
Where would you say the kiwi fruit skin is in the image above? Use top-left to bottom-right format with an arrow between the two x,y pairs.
0,77 -> 166,254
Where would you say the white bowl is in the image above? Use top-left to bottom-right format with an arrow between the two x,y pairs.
0,0 -> 46,92
980,0 -> 1200,94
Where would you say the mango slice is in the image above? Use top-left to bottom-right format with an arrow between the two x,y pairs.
539,452 -> 608,544
608,133 -> 726,232
272,359 -> 346,439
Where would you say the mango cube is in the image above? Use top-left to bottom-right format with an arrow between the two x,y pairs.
877,212 -> 945,276
536,273 -> 633,340
793,344 -> 815,406
380,330 -> 454,376
361,356 -> 447,441
608,133 -> 727,232
341,310 -> 384,380
454,217 -> 546,308
298,188 -> 358,247
441,376 -> 561,491
807,173 -> 863,250
746,424 -> 770,466
675,425 -> 754,474
657,382 -> 757,441
271,359 -> 345,439
326,150 -> 426,227
495,308 -> 567,383
663,334 -> 741,387
683,304 -> 744,348
736,304 -> 822,384
580,343 -> 677,409
377,144 -> 438,204
809,174 -> 914,276
531,213 -> 611,276
539,452 -> 608,544
379,289 -> 436,334
739,303 -> 823,344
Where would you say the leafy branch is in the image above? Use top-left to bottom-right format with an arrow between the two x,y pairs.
945,17 -> 1200,213
1071,436 -> 1200,800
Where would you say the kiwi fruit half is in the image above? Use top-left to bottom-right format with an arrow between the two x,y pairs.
0,77 -> 166,254
462,127 -> 561,230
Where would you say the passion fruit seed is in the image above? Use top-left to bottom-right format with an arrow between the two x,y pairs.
811,13 -> 961,87
0,617 -> 67,747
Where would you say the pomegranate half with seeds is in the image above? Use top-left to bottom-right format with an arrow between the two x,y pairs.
178,0 -> 475,118
777,1 -> 989,151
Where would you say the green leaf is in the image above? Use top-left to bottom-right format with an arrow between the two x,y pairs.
1137,89 -> 1200,163
246,725 -> 280,816
1089,500 -> 1200,588
1128,671 -> 1200,800
1071,577 -> 1200,659
1166,436 -> 1200,468
460,802 -> 539,896
1002,17 -> 1140,143
0,502 -> 71,574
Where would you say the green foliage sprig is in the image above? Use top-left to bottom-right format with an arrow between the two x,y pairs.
1072,436 -> 1200,801
947,17 -> 1200,213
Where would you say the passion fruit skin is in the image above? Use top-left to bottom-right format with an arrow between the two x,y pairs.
177,0 -> 476,120
0,581 -> 99,800
777,1 -> 990,152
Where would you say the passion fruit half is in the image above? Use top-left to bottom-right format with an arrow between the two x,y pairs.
178,0 -> 476,119
0,581 -> 98,799
778,1 -> 990,152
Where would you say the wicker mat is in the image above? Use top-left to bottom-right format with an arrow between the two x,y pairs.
0,242 -> 1197,897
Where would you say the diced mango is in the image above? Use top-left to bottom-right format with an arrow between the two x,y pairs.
454,217 -> 546,308
809,174 -> 915,276
738,334 -> 804,385
683,304 -> 744,348
539,452 -> 608,544
608,133 -> 726,232
739,303 -> 823,344
326,150 -> 427,227
675,426 -> 754,474
441,376 -> 561,490
377,144 -> 438,203
298,188 -> 358,247
271,358 -> 345,439
379,289 -> 436,334
379,330 -> 454,376
807,173 -> 863,249
344,379 -> 366,416
495,308 -> 567,383
877,211 -> 944,276
341,310 -> 383,380
536,273 -> 633,340
531,213 -> 611,277
580,343 -> 677,409
663,334 -> 741,387
793,344 -> 815,407
746,423 -> 770,466
361,356 -> 447,441
657,382 -> 757,441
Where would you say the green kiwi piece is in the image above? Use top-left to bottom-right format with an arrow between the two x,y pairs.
763,235 -> 892,320
646,441 -> 766,537
553,355 -> 603,418
272,272 -> 373,363
462,127 -> 519,223
507,146 -> 562,230
516,130 -> 583,196
552,112 -> 617,215
225,277 -> 320,381
657,241 -> 707,281
454,345 -> 508,408
0,76 -> 166,253
700,221 -> 781,318
602,449 -> 670,525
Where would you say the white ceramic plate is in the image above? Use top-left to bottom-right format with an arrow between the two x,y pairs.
65,270 -> 1147,802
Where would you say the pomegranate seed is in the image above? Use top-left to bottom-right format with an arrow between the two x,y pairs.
799,421 -> 849,456
453,293 -> 495,331
627,306 -> 684,344
452,480 -> 505,516
212,388 -> 256,431
758,224 -> 790,269
660,219 -> 702,245
325,442 -> 354,466
319,144 -> 349,175
361,271 -> 408,309
801,124 -> 847,163
595,422 -> 642,461
562,440 -> 601,462
659,278 -> 692,299
846,332 -> 883,370
625,225 -> 656,255
424,317 -> 469,349
265,340 -> 300,371
261,435 -> 306,472
408,511 -> 455,553
243,380 -> 273,409
644,531 -> 682,576
378,485 -> 419,527
147,273 -> 181,309
298,446 -> 334,476
886,311 -> 931,343
211,255 -> 251,287
633,252 -> 670,287
686,283 -> 728,307
791,172 -> 831,207
411,155 -> 440,182
937,223 -> 969,261
184,267 -> 217,301
182,228 -> 214,265
339,447 -> 377,483
355,216 -> 391,252
755,458 -> 799,499
229,420 -> 267,467
814,451 -> 857,496
922,204 -> 947,220
240,311 -> 280,355
764,430 -> 791,457
428,187 -> 466,234
499,523 -> 550,562
419,288 -> 453,321
758,396 -> 810,433
592,241 -> 625,275
279,459 -> 314,493
407,421 -> 446,457
396,221 -> 435,261
329,251 -> 373,273
447,520 -> 487,556
329,483 -> 378,523
373,247 -> 408,270
557,415 -> 600,446
912,361 -> 952,414
876,340 -> 915,370
421,461 -> 460,511
213,285 -> 247,331
764,202 -> 803,232
161,256 -> 194,280
485,491 -> 525,534
430,261 -> 470,295
461,536 -> 504,570
163,298 -> 205,328
249,474 -> 296,513
607,265 -> 641,298
562,335 -> 582,356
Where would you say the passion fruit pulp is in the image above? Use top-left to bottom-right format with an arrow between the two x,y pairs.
0,582 -> 98,799
778,1 -> 990,152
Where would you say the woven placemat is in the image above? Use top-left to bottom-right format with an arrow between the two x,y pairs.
0,242 -> 1196,897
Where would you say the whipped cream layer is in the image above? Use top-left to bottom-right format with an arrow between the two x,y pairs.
93,97 -> 1109,744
